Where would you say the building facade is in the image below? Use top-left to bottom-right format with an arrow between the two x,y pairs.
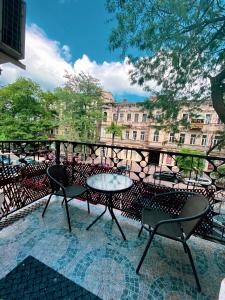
99,93 -> 225,157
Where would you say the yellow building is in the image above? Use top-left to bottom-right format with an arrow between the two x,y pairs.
99,93 -> 225,157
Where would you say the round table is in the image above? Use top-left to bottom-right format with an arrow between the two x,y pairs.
86,173 -> 133,240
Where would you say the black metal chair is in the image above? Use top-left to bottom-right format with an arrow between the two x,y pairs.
42,164 -> 90,231
137,191 -> 210,292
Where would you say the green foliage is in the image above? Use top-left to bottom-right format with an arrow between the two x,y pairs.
107,0 -> 225,137
210,163 -> 225,187
55,72 -> 103,142
217,164 -> 225,175
176,148 -> 205,175
0,78 -> 56,139
206,131 -> 225,154
106,121 -> 127,144
215,164 -> 225,188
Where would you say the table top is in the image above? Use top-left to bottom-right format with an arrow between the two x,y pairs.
86,173 -> 133,193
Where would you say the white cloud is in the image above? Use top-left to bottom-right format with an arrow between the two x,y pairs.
73,55 -> 151,97
0,23 -> 151,98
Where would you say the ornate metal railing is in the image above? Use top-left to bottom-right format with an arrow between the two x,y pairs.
0,140 -> 224,242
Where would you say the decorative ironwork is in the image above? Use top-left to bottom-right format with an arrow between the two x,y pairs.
0,162 -> 51,218
0,140 -> 224,241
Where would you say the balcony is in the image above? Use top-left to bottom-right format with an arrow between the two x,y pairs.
0,140 -> 225,299
190,119 -> 204,130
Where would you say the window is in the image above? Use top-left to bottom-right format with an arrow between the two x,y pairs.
103,112 -> 107,122
140,131 -> 145,141
213,135 -> 221,146
190,134 -> 196,145
201,135 -> 207,146
134,113 -> 139,123
179,133 -> 185,144
205,114 -> 211,124
125,130 -> 129,140
119,113 -> 124,122
127,113 -> 131,121
169,133 -> 175,143
155,113 -> 161,120
142,114 -> 147,123
54,128 -> 59,135
182,113 -> 189,120
113,113 -> 117,121
153,130 -> 159,142
132,131 -> 137,140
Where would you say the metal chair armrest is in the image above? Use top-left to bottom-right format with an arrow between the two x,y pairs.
142,194 -> 210,232
150,191 -> 197,203
154,206 -> 210,231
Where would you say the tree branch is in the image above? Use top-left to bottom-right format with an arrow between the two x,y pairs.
200,21 -> 225,52
210,68 -> 225,124
201,0 -> 215,19
216,0 -> 225,11
206,137 -> 225,155
182,16 -> 225,33
213,67 -> 225,82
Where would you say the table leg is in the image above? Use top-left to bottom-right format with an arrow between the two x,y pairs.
108,204 -> 115,220
108,194 -> 126,241
86,193 -> 126,240
86,205 -> 107,230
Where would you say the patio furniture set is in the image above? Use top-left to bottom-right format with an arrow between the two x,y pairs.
42,164 -> 210,292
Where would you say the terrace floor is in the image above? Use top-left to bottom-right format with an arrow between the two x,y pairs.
0,197 -> 224,300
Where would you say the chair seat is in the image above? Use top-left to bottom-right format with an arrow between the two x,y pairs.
56,184 -> 87,198
142,209 -> 183,239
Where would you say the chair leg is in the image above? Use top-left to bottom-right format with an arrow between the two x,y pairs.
182,242 -> 187,253
136,231 -> 155,274
42,194 -> 53,217
86,190 -> 91,214
64,198 -> 72,232
184,243 -> 201,292
87,199 -> 90,214
138,225 -> 144,237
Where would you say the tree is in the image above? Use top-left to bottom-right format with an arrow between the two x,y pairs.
54,72 -> 103,142
0,78 -> 56,139
106,121 -> 127,145
217,164 -> 225,175
107,0 -> 225,150
176,148 -> 205,176
210,162 -> 225,188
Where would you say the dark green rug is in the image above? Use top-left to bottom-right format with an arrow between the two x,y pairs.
0,256 -> 101,300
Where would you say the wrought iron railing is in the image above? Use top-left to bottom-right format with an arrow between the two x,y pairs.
0,140 -> 224,242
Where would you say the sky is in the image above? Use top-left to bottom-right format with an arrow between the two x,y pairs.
0,0 -> 150,101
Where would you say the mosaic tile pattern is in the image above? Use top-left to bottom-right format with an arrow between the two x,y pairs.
0,196 -> 224,300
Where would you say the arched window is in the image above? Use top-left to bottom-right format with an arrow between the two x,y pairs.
140,131 -> 145,141
169,133 -> 175,143
103,112 -> 107,122
153,130 -> 159,142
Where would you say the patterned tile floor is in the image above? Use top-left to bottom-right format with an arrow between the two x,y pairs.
0,196 -> 224,300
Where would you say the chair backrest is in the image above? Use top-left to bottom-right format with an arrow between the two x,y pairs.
179,193 -> 209,238
47,165 -> 69,191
